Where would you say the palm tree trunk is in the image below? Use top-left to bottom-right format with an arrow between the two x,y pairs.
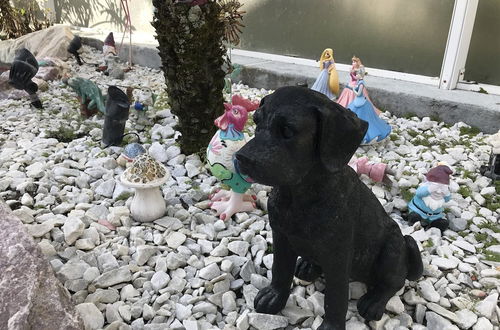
152,0 -> 226,156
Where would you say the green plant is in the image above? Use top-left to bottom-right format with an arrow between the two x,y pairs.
457,186 -> 472,198
46,125 -> 83,142
0,0 -> 53,39
459,126 -> 481,137
403,112 -> 417,119
400,187 -> 414,202
115,191 -> 133,201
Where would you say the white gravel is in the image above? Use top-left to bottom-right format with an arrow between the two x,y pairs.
0,45 -> 499,330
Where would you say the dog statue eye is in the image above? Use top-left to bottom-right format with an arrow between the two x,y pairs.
281,125 -> 294,139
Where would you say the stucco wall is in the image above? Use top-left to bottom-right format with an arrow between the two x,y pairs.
52,0 -> 155,34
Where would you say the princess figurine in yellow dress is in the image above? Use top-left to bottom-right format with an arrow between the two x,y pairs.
310,48 -> 339,100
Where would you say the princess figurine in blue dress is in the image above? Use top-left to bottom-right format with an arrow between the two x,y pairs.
311,48 -> 339,100
346,79 -> 391,144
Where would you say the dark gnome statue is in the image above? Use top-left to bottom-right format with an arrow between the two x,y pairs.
235,86 -> 423,330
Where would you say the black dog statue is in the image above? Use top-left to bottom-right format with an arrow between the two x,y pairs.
235,86 -> 423,330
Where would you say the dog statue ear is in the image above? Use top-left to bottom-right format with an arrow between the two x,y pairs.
315,103 -> 368,172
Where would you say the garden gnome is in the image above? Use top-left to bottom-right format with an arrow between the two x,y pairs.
103,32 -> 117,56
407,164 -> 453,232
98,32 -> 118,72
480,129 -> 500,181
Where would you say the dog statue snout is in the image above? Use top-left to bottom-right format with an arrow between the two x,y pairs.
234,151 -> 253,175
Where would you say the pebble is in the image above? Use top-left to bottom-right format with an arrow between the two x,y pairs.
76,303 -> 105,330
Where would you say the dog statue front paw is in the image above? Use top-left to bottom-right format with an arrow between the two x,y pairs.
254,285 -> 289,314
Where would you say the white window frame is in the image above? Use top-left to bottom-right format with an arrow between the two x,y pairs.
439,0 -> 478,90
235,0 -> 499,95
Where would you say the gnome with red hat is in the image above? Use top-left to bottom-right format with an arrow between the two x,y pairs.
98,32 -> 118,72
407,164 -> 453,232
103,32 -> 117,57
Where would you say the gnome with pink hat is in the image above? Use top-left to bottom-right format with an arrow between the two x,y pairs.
407,164 -> 453,232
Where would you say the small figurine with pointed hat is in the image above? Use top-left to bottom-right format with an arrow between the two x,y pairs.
103,32 -> 117,57
407,164 -> 453,232
98,32 -> 118,72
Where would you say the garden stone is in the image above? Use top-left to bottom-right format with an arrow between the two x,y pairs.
76,303 -> 105,330
474,292 -> 498,319
0,199 -> 84,329
94,266 -> 132,288
149,142 -> 168,163
386,296 -> 405,314
426,302 -> 459,323
281,303 -> 314,324
175,303 -> 192,321
431,257 -> 458,270
134,245 -> 157,266
425,312 -> 459,330
95,179 -> 116,198
120,284 -> 140,300
473,317 -> 493,330
83,267 -> 100,282
199,263 -> 220,280
27,220 -> 55,238
166,231 -> 187,249
248,313 -> 288,330
62,216 -> 85,245
228,240 -> 250,257
151,271 -> 170,291
418,280 -> 440,302
455,309 -> 477,329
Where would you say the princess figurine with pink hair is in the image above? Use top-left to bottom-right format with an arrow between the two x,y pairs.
337,56 -> 381,114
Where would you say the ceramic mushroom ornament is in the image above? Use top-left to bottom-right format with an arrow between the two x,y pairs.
120,154 -> 170,222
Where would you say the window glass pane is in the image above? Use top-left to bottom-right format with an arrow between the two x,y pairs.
464,0 -> 500,85
239,0 -> 454,77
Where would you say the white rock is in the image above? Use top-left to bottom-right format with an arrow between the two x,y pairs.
472,317 -> 493,330
426,302 -> 459,323
175,303 -> 192,321
474,292 -> 498,319
135,245 -> 157,266
455,309 -> 477,329
199,263 -> 220,280
248,312 -> 288,330
149,142 -> 168,163
452,240 -> 476,253
151,271 -> 170,291
95,179 -> 115,198
62,217 -> 85,245
418,280 -> 440,303
386,296 -> 405,314
228,240 -> 250,257
431,257 -> 458,270
425,311 -> 459,330
76,303 -> 105,330
166,232 -> 187,249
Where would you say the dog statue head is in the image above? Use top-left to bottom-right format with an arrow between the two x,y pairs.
236,86 -> 368,186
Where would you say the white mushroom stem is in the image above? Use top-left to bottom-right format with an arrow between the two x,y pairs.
129,185 -> 166,222
120,171 -> 169,223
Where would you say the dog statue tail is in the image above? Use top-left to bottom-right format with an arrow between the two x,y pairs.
404,235 -> 423,281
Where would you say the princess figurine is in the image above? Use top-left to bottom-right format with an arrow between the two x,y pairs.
310,48 -> 339,100
337,56 -> 381,114
346,78 -> 391,144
